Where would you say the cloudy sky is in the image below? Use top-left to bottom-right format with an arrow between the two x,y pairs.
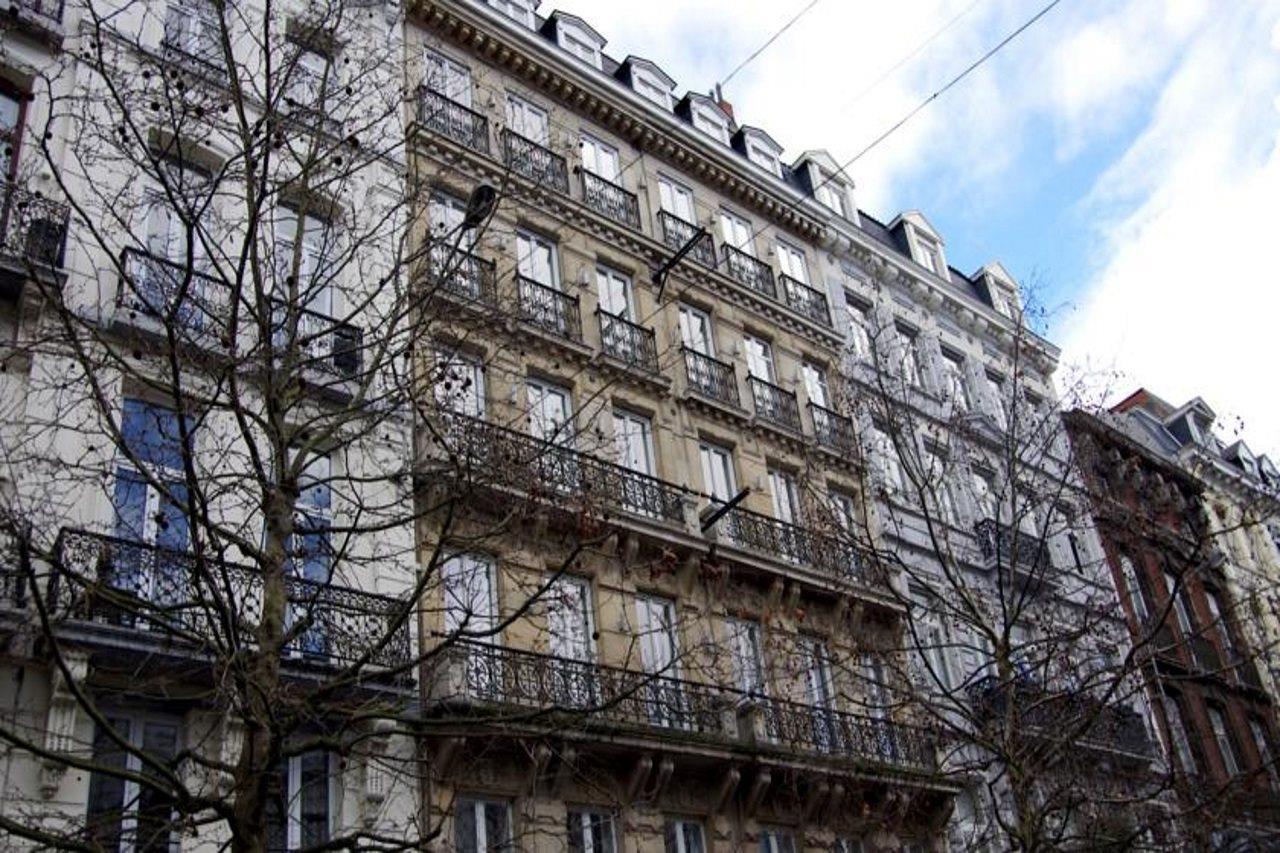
549,0 -> 1280,454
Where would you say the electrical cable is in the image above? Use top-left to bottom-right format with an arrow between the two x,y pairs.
719,0 -> 823,90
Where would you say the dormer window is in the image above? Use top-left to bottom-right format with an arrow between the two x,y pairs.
748,142 -> 780,177
556,19 -> 604,70
915,235 -> 943,276
738,128 -> 784,178
488,0 -> 534,28
815,178 -> 847,218
691,103 -> 731,145
630,65 -> 673,111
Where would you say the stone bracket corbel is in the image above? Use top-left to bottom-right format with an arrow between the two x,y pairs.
362,719 -> 396,828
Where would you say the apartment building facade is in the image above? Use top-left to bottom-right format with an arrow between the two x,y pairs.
1065,403 -> 1280,848
0,0 -> 421,848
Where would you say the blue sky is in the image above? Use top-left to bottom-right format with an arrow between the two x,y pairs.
552,0 -> 1280,453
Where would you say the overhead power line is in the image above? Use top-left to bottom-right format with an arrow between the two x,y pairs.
719,0 -> 823,89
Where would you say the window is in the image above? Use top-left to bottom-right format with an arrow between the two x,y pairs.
442,554 -> 496,640
547,575 -> 594,662
897,325 -> 924,388
433,348 -> 485,417
1118,556 -> 1151,625
1162,571 -> 1194,637
614,408 -> 655,477
699,441 -> 736,502
769,469 -> 802,525
664,819 -> 706,853
970,470 -> 996,519
428,192 -> 475,252
266,751 -> 334,851
1208,705 -> 1242,777
162,0 -> 221,68
635,595 -> 680,699
915,609 -> 955,692
580,134 -> 620,182
1249,718 -> 1278,788
834,839 -> 865,853
691,103 -> 730,144
114,400 -> 192,582
596,265 -> 633,318
505,93 -> 548,144
567,809 -> 616,853
486,0 -> 533,27
290,452 -> 333,590
719,210 -> 754,254
526,378 -> 573,445
454,797 -> 512,852
1205,590 -> 1237,658
985,371 -> 1007,426
870,425 -> 904,494
285,45 -> 335,115
861,652 -> 891,720
1162,696 -> 1197,774
828,490 -> 856,532
86,714 -> 180,853
632,69 -> 672,110
914,234 -> 943,275
0,84 -> 24,178
515,229 -> 559,287
845,299 -> 872,361
758,828 -> 796,853
801,361 -> 829,408
941,349 -> 970,411
559,23 -> 602,69
133,158 -> 213,325
275,206 -> 335,336
776,241 -> 809,283
743,335 -> 774,381
727,618 -> 765,695
801,637 -> 835,709
815,178 -> 847,218
658,176 -> 697,223
424,49 -> 472,106
747,141 -> 781,177
678,304 -> 715,355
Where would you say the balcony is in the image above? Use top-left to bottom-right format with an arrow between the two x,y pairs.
974,518 -> 1048,572
417,86 -> 490,155
502,130 -> 569,195
271,300 -> 363,378
0,179 -> 69,271
426,243 -> 497,307
753,696 -> 938,772
580,170 -> 640,229
51,529 -> 412,671
721,244 -> 776,300
117,248 -> 229,334
810,403 -> 857,456
432,413 -> 688,525
657,211 -> 716,269
597,309 -> 658,374
715,504 -> 870,586
682,347 -> 740,408
748,376 -> 802,434
159,34 -> 229,85
516,275 -> 582,342
780,274 -> 831,326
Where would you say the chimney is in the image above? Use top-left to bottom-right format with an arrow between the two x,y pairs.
712,84 -> 735,123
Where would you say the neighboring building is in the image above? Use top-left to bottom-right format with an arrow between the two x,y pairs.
409,0 -> 958,849
1066,400 -> 1280,848
0,0 -> 420,847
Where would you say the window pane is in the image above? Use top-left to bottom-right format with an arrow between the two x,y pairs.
483,800 -> 511,851
454,799 -> 479,853
86,718 -> 132,853
135,722 -> 178,853
299,752 -> 331,848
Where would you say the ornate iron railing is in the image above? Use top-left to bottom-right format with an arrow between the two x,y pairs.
657,211 -> 716,268
717,505 -> 868,583
12,0 -> 65,22
748,376 -> 802,433
974,518 -> 1048,571
438,642 -> 731,735
597,310 -> 658,374
51,529 -> 412,670
117,249 -> 229,333
756,696 -> 938,771
0,180 -> 69,268
682,347 -> 739,407
159,34 -> 229,85
580,170 -> 640,229
417,87 -> 490,155
780,274 -> 831,326
502,130 -> 569,194
809,403 -> 857,455
434,413 -> 687,524
721,244 -> 775,299
270,299 -> 363,378
427,243 -> 497,307
516,274 -> 582,341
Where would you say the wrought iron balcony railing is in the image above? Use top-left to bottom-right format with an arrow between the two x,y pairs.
682,347 -> 740,408
516,274 -> 582,342
580,170 -> 640,229
754,696 -> 938,771
435,642 -> 731,736
656,211 -> 716,269
270,299 -> 363,378
748,375 -> 802,433
809,403 -> 857,455
417,87 -> 490,155
159,35 -> 229,84
117,248 -> 229,333
502,130 -> 569,194
433,413 -> 688,524
721,244 -> 776,300
716,504 -> 869,585
597,309 -> 658,374
0,179 -> 69,269
427,243 -> 498,307
779,274 -> 831,326
51,529 -> 412,670
974,518 -> 1048,572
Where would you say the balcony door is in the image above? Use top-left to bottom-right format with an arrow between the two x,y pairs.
719,210 -> 754,255
801,638 -> 837,752
768,469 -> 802,527
424,49 -> 472,107
862,652 -> 899,760
743,335 -> 774,382
727,618 -> 765,697
547,575 -> 596,707
1,86 -> 22,179
636,595 -> 683,727
596,265 -> 633,319
698,442 -> 736,503
86,714 -> 180,853
287,453 -> 334,658
443,554 -> 499,696
506,93 -> 548,145
527,379 -> 576,491
276,206 -> 335,365
658,176 -> 696,223
802,362 -> 829,408
678,304 -> 714,356
137,159 -> 211,327
776,241 -> 809,283
580,134 -> 619,182
614,407 -> 656,500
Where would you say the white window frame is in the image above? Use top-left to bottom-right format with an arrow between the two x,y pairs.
276,751 -> 337,851
505,93 -> 549,145
678,304 -> 715,355
691,103 -> 730,145
547,574 -> 595,663
845,299 -> 872,362
699,441 -> 736,502
815,177 -> 847,218
801,361 -> 828,407
423,48 -> 472,107
1208,705 -> 1241,776
719,209 -> 754,255
742,334 -> 775,382
567,807 -> 617,853
580,134 -> 620,182
658,175 -> 697,223
758,828 -> 797,853
727,617 -> 766,695
897,325 -> 923,388
747,140 -> 781,178
941,349 -> 970,411
86,712 -> 182,853
613,408 -> 655,477
526,377 -> 574,445
433,347 -> 485,417
632,68 -> 672,110
454,796 -> 513,852
515,229 -> 559,288
486,0 -> 533,27
1162,695 -> 1196,773
768,468 -> 802,525
664,818 -> 706,853
558,21 -> 603,69
1249,718 -> 1278,788
1163,571 -> 1194,637
775,241 -> 809,284
596,265 -> 633,319
442,554 -> 497,640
